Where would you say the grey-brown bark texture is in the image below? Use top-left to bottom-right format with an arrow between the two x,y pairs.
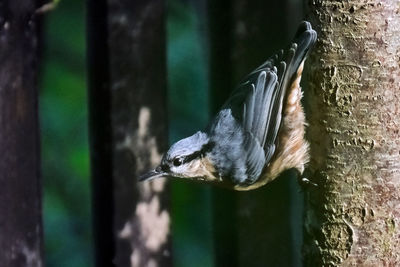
208,0 -> 305,266
0,1 -> 43,266
304,0 -> 400,266
88,0 -> 171,266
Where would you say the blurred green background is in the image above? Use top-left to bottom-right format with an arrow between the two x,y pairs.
167,1 -> 214,267
40,0 -> 212,266
40,0 -> 91,266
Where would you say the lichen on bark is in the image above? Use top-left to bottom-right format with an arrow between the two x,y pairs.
304,0 -> 400,266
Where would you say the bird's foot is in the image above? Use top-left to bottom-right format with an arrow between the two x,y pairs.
299,177 -> 318,187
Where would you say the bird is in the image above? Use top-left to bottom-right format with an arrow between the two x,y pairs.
140,21 -> 317,191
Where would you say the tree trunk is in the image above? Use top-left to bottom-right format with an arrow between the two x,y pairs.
0,1 -> 44,266
87,0 -> 171,266
304,0 -> 400,265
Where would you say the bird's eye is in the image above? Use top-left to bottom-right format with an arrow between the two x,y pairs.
173,158 -> 183,167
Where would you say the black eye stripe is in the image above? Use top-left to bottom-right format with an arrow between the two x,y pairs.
168,142 -> 215,167
181,141 -> 215,164
160,163 -> 170,172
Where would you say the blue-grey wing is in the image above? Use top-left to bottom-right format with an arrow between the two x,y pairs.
208,108 -> 267,185
208,21 -> 317,184
209,52 -> 291,184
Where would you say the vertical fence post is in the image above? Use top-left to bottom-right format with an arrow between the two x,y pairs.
0,1 -> 44,266
208,0 -> 304,266
207,2 -> 238,266
87,0 -> 171,266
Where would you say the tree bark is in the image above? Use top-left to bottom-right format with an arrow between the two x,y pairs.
304,0 -> 400,266
87,0 -> 171,266
0,1 -> 44,266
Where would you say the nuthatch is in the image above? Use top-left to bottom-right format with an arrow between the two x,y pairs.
140,21 -> 317,191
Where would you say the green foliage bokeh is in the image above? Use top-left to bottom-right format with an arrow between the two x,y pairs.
167,1 -> 214,267
40,1 -> 92,266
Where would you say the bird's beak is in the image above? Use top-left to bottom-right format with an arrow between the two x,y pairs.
139,166 -> 166,182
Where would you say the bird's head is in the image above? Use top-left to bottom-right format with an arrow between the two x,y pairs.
139,131 -> 219,183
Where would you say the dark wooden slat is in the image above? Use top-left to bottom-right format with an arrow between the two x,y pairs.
207,1 -> 239,266
87,0 -> 114,265
0,1 -> 44,266
87,0 -> 171,266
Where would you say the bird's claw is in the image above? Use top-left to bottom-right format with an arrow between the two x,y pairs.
298,176 -> 318,191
